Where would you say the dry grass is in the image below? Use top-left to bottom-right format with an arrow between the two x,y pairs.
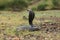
0,10 -> 60,40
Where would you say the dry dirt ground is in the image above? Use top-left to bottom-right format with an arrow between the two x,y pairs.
0,10 -> 60,40
1,17 -> 60,40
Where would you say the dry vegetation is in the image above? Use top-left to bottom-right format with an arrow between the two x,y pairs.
0,10 -> 60,40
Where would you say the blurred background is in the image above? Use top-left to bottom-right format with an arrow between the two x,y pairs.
0,0 -> 60,40
0,0 -> 60,11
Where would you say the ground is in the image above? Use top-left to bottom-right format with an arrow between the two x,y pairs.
0,10 -> 60,40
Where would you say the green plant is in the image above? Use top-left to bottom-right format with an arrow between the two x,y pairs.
0,5 -> 6,10
31,7 -> 37,11
51,0 -> 60,9
37,3 -> 47,11
52,0 -> 59,6
10,0 -> 28,11
0,0 -> 13,10
0,0 -> 28,11
27,0 -> 32,2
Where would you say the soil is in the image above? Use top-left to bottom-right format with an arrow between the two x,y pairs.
39,16 -> 60,32
1,16 -> 60,40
